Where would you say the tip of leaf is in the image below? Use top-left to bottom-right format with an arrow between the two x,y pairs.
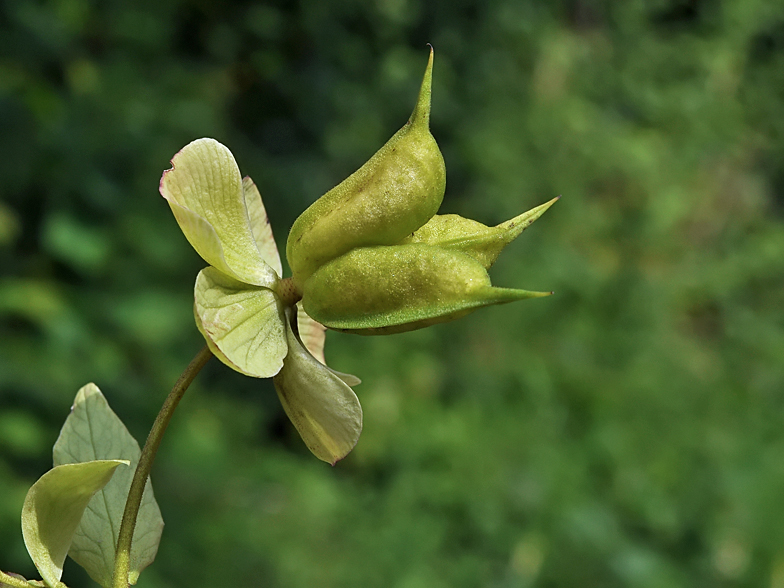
409,46 -> 434,127
74,382 -> 102,406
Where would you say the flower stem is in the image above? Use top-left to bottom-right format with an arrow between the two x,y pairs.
275,277 -> 302,308
111,345 -> 212,588
0,571 -> 34,588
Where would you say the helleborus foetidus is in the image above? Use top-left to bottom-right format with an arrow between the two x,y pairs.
160,49 -> 556,463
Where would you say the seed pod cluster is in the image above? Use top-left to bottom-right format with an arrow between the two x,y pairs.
288,48 -> 555,335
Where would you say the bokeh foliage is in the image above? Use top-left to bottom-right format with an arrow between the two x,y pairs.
2,0 -> 784,586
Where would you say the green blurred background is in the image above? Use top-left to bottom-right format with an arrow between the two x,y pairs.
2,0 -> 784,586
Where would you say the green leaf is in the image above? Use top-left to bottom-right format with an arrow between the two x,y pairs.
243,176 -> 282,276
160,138 -> 279,287
22,460 -> 128,588
53,384 -> 164,587
273,311 -> 362,464
195,266 -> 288,378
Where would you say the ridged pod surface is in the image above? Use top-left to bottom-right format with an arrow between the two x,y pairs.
302,243 -> 550,335
286,48 -> 445,288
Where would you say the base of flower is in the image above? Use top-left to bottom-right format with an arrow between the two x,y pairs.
275,277 -> 303,308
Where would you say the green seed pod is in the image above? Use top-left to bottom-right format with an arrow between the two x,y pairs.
287,48 -> 446,288
401,197 -> 559,269
302,243 -> 550,335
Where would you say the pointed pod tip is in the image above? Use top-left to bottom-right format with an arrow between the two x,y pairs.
498,196 -> 560,237
532,195 -> 560,217
410,47 -> 434,127
485,286 -> 554,303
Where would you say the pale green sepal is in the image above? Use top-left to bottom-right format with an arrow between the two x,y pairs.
328,369 -> 362,387
22,460 -> 128,588
295,304 -> 361,386
194,306 -> 243,374
160,138 -> 278,287
164,200 -> 237,282
195,267 -> 288,378
53,384 -> 163,587
296,303 -> 326,365
273,311 -> 362,464
194,301 -> 293,383
243,176 -> 283,277
402,197 -> 560,269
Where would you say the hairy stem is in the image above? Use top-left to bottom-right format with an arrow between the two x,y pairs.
111,345 -> 212,588
0,571 -> 34,588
